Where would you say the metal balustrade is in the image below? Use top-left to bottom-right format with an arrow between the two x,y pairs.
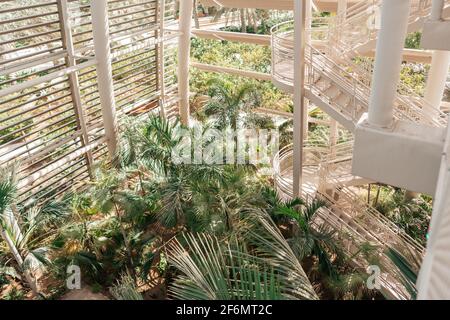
272,141 -> 425,300
271,19 -> 448,130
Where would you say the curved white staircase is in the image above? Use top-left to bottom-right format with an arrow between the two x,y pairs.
271,23 -> 448,132
273,143 -> 425,299
268,0 -> 450,299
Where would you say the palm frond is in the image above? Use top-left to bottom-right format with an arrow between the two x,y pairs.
386,247 -> 418,299
167,232 -> 290,300
110,272 -> 144,300
242,208 -> 319,300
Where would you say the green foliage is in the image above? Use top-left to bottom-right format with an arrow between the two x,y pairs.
386,248 -> 418,299
405,32 -> 422,49
168,221 -> 318,300
374,187 -> 431,245
190,38 -> 292,113
110,272 -> 144,300
0,167 -> 72,297
202,78 -> 256,130
273,198 -> 340,276
399,63 -> 429,97
3,286 -> 26,300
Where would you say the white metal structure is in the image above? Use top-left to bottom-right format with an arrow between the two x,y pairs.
2,0 -> 450,300
205,0 -> 450,299
1,0 -> 179,204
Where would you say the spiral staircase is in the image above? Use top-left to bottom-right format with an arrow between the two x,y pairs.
269,0 -> 449,299
273,140 -> 425,299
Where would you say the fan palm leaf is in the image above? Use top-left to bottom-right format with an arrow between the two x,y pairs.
167,230 -> 317,300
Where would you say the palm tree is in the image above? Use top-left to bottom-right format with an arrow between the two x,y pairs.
110,272 -> 144,300
203,79 -> 256,131
127,115 -> 260,233
89,168 -> 149,278
167,209 -> 319,300
0,167 -> 69,297
273,197 -> 341,277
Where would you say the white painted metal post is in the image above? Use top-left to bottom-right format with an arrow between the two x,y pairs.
91,0 -> 118,158
157,0 -> 167,119
57,0 -> 94,176
417,122 -> 450,299
337,0 -> 347,23
367,0 -> 411,128
331,0 -> 345,149
330,119 -> 338,158
424,51 -> 450,110
178,0 -> 194,125
430,0 -> 445,20
303,0 -> 312,140
293,0 -> 306,198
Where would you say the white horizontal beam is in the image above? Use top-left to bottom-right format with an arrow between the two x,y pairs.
17,137 -> 106,189
191,62 -> 272,81
0,59 -> 97,98
192,28 -> 271,45
199,0 -> 294,10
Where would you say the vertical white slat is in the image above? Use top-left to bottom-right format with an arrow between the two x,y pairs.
157,0 -> 167,118
57,0 -> 94,177
293,0 -> 306,198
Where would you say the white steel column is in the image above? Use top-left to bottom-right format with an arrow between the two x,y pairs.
303,0 -> 312,140
91,0 -> 118,157
57,0 -> 94,176
293,0 -> 307,198
337,0 -> 347,20
417,1 -> 450,297
430,0 -> 445,20
424,1 -> 450,110
330,120 -> 338,157
329,0 -> 345,150
424,51 -> 450,110
417,122 -> 450,299
178,0 -> 194,125
367,0 -> 411,128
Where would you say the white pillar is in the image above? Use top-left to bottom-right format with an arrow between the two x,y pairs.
368,0 -> 411,128
178,0 -> 194,125
58,0 -> 94,175
417,123 -> 450,299
303,0 -> 312,140
431,0 -> 445,20
293,0 -> 306,198
337,0 -> 347,20
424,51 -> 450,110
330,119 -> 338,158
91,0 -> 118,157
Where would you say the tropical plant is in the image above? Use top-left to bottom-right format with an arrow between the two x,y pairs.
386,247 -> 419,299
167,212 -> 319,300
374,188 -> 431,245
203,78 -> 257,130
0,167 -> 70,297
273,198 -> 340,277
110,272 -> 144,300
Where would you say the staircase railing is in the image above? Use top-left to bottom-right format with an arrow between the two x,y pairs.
332,53 -> 448,127
272,143 -> 417,299
330,0 -> 433,56
329,0 -> 448,128
306,43 -> 428,125
274,140 -> 424,262
271,20 -> 448,128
